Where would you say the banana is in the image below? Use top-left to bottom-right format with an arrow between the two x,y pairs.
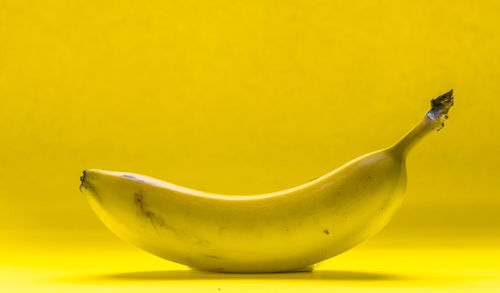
80,90 -> 454,273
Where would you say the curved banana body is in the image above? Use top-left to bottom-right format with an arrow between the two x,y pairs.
80,90 -> 454,273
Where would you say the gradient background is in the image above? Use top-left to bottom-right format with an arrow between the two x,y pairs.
1,0 -> 499,292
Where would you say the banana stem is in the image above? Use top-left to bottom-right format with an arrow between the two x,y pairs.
389,89 -> 454,157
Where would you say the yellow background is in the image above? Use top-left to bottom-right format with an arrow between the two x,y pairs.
1,0 -> 499,291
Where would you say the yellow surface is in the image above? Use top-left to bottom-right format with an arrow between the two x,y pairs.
2,240 -> 500,292
1,0 -> 499,291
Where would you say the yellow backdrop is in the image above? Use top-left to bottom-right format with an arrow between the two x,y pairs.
0,0 -> 499,256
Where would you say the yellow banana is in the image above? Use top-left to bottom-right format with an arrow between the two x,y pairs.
80,90 -> 454,273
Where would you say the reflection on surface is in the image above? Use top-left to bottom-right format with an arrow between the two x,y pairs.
63,269 -> 411,283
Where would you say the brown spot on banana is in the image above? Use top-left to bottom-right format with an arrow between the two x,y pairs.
134,192 -> 168,236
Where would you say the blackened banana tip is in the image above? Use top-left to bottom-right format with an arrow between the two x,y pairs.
79,170 -> 87,192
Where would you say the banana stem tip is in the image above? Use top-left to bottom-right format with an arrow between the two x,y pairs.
426,89 -> 454,130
